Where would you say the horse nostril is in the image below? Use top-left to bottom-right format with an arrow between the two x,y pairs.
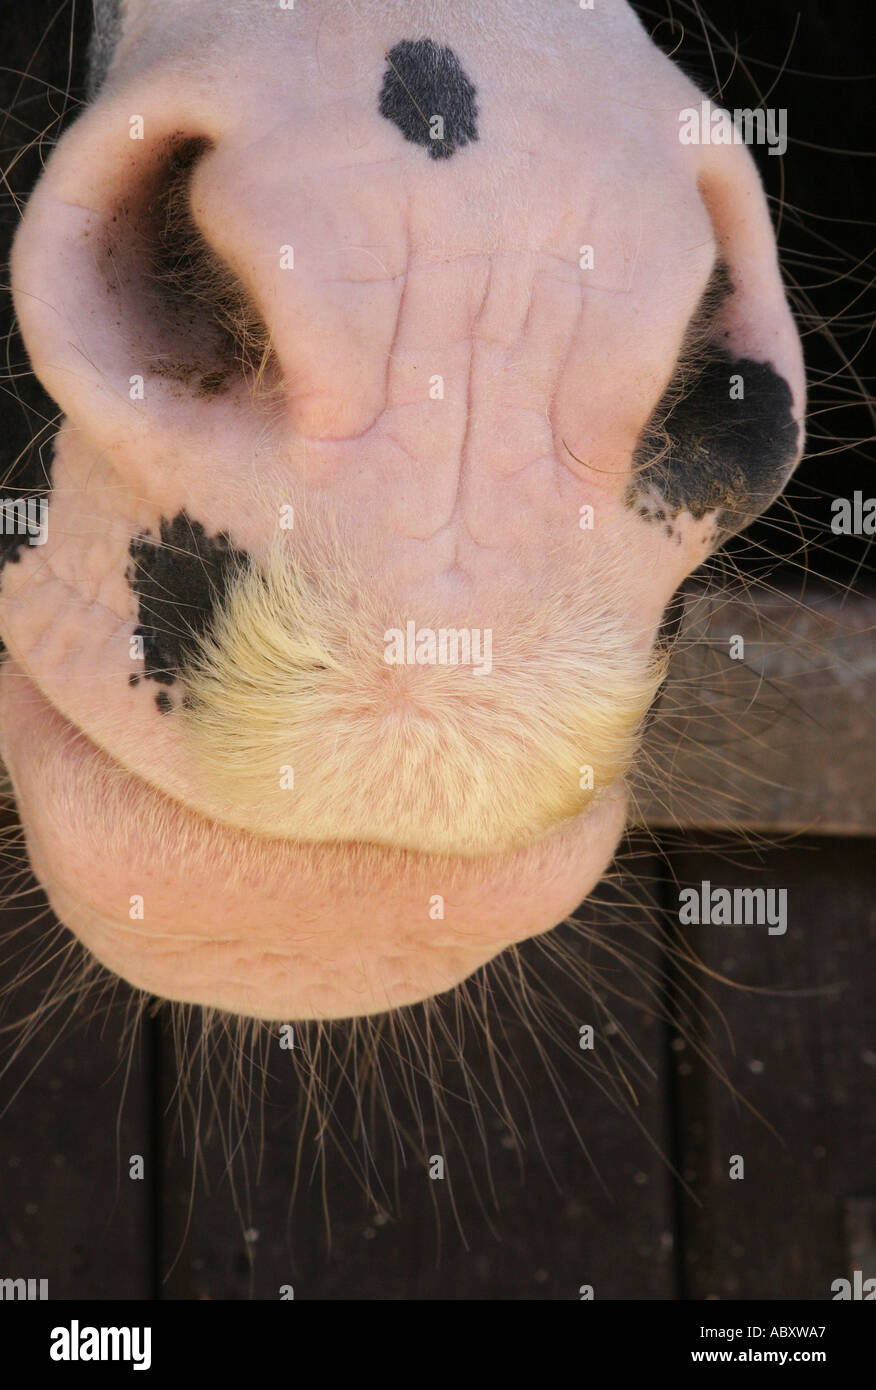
11,121 -> 280,464
96,134 -> 278,404
147,137 -> 277,399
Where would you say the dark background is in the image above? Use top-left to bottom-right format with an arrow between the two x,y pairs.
0,1 -> 873,1300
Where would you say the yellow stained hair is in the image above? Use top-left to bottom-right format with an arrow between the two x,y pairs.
180,517 -> 668,856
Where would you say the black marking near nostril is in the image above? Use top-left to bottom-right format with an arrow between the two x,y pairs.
127,512 -> 249,704
629,353 -> 799,537
379,38 -> 478,160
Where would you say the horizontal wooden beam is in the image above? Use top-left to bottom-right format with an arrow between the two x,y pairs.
633,585 -> 876,834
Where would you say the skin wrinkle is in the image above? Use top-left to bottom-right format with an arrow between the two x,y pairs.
454,259 -> 492,525
550,275 -> 586,480
380,188 -> 412,455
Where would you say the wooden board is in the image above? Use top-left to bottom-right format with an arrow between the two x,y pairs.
0,860 -> 153,1299
635,588 -> 876,835
664,836 -> 876,1299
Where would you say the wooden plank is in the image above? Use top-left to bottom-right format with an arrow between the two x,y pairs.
0,855 -> 154,1299
665,836 -> 876,1299
842,1197 -> 876,1283
635,587 -> 876,834
157,847 -> 677,1299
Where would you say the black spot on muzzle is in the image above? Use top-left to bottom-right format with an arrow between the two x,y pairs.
127,512 -> 249,709
379,38 -> 479,160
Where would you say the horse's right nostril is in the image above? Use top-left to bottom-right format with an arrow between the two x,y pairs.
77,131 -> 277,406
146,137 -> 277,398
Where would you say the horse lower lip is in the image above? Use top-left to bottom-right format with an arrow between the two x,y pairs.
0,657 -> 618,1020
0,660 -> 161,822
